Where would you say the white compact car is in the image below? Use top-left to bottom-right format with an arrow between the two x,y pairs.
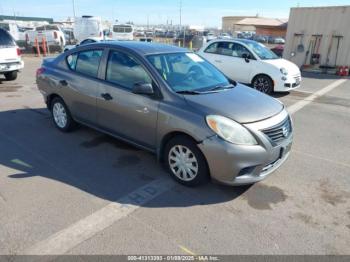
198,39 -> 301,94
0,28 -> 24,81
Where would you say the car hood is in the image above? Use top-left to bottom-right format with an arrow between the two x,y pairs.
184,84 -> 284,124
263,58 -> 300,76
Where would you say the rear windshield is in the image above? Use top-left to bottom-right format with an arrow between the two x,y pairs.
36,25 -> 59,31
0,29 -> 15,46
113,25 -> 133,33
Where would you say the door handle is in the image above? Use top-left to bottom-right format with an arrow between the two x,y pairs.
215,60 -> 222,63
59,80 -> 68,86
101,93 -> 113,101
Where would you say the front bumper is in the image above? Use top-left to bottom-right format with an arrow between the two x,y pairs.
274,74 -> 302,92
198,110 -> 293,186
0,60 -> 24,73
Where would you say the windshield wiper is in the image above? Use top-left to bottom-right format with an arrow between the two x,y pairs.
209,84 -> 235,92
176,90 -> 202,95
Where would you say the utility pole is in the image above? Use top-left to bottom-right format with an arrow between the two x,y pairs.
179,0 -> 186,47
72,0 -> 76,18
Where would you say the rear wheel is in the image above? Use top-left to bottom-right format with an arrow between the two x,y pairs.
4,71 -> 18,81
252,75 -> 273,94
51,97 -> 76,132
164,136 -> 209,187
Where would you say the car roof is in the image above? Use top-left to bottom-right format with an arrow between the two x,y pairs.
95,41 -> 188,55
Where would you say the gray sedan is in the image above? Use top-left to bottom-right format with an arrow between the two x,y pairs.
36,41 -> 293,186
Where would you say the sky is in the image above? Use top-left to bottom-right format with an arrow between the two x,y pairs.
0,0 -> 349,27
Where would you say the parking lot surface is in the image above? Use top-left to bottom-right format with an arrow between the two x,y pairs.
0,57 -> 349,255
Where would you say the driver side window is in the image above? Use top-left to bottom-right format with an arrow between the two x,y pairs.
106,50 -> 152,90
232,43 -> 251,59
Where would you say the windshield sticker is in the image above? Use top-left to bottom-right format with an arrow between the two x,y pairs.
186,53 -> 204,62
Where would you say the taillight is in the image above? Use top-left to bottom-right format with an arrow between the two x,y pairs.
36,67 -> 45,78
54,31 -> 58,39
17,48 -> 21,56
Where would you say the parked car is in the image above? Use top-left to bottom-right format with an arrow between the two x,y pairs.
218,33 -> 231,39
36,42 -> 293,187
26,24 -> 66,52
205,32 -> 217,42
0,28 -> 24,81
274,37 -> 286,44
74,16 -> 103,43
63,37 -> 113,52
198,39 -> 301,94
62,28 -> 75,45
271,45 -> 284,58
254,35 -> 268,43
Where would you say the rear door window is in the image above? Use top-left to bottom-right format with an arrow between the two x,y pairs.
74,50 -> 103,78
0,29 -> 15,46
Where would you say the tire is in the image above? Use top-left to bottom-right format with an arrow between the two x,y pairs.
164,136 -> 209,187
51,97 -> 76,132
252,75 -> 273,94
4,71 -> 18,81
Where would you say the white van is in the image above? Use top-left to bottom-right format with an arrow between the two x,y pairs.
110,24 -> 134,41
73,16 -> 103,43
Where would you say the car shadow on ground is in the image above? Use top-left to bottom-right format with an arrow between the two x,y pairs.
0,108 -> 252,208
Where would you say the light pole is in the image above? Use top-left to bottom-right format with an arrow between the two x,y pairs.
72,0 -> 76,18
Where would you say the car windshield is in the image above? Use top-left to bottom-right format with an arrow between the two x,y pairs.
147,52 -> 230,93
244,41 -> 279,60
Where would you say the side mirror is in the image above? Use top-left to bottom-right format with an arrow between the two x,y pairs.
132,83 -> 154,95
242,53 -> 251,63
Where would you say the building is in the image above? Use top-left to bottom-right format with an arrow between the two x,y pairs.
222,16 -> 257,33
236,17 -> 288,37
0,15 -> 53,27
283,6 -> 350,70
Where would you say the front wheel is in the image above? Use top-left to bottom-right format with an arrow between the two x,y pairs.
252,75 -> 273,94
164,136 -> 209,187
4,71 -> 18,81
51,97 -> 76,132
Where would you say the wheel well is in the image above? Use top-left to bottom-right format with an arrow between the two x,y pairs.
158,132 -> 200,162
252,74 -> 274,88
46,93 -> 62,110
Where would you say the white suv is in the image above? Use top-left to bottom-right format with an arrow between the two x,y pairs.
198,39 -> 301,94
0,28 -> 24,81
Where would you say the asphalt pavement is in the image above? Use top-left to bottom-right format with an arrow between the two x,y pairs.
0,57 -> 349,255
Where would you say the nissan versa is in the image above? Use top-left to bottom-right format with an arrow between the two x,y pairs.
36,42 -> 293,186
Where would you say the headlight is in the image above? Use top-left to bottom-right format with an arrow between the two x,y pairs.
206,115 -> 258,145
280,68 -> 288,75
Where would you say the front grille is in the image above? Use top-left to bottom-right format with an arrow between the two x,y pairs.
261,117 -> 292,145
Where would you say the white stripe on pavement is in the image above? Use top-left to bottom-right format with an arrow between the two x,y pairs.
288,79 -> 347,115
24,178 -> 175,255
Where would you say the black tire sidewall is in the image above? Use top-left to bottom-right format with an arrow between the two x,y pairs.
253,75 -> 273,94
51,97 -> 74,132
164,136 -> 209,187
4,71 -> 17,81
